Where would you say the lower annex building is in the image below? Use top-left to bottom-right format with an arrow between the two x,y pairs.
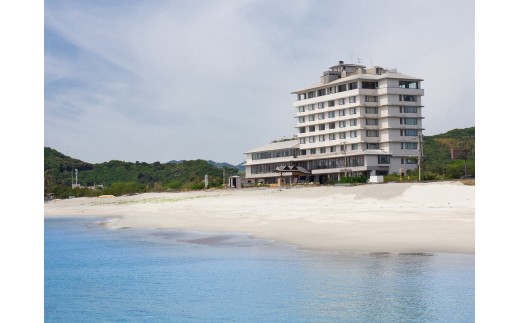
244,61 -> 424,185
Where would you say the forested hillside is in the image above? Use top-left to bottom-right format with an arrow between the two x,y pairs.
422,127 -> 475,179
44,147 -> 239,198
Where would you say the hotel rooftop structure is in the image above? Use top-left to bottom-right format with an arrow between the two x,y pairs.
244,61 -> 424,185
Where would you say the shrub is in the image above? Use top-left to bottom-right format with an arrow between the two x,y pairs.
384,173 -> 401,182
339,175 -> 368,183
190,182 -> 204,190
167,180 -> 183,190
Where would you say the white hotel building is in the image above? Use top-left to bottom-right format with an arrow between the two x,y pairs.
244,61 -> 424,185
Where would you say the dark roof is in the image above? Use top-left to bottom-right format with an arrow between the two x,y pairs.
275,165 -> 310,176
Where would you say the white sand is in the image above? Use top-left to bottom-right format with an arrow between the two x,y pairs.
44,181 -> 474,254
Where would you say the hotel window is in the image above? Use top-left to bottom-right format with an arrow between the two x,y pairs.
319,124 -> 325,131
339,132 -> 346,139
366,143 -> 379,149
378,155 -> 390,164
338,84 -> 347,92
299,138 -> 306,144
310,149 -> 316,154
300,150 -> 306,155
338,99 -> 346,106
329,122 -> 336,129
318,89 -> 326,96
401,157 -> 417,164
340,144 -> 346,152
349,107 -> 357,115
330,146 -> 336,153
318,102 -> 325,109
308,114 -> 315,121
399,95 -> 417,102
329,133 -> 336,140
308,104 -> 315,111
320,147 -> 326,153
346,156 -> 364,167
404,129 -> 418,136
308,91 -> 315,98
309,136 -> 316,143
328,111 -> 335,118
399,81 -> 418,89
366,118 -> 378,126
250,148 -> 300,160
298,116 -> 305,123
401,142 -> 418,149
328,100 -> 335,107
318,113 -> 325,120
366,130 -> 379,137
350,119 -> 357,126
351,144 -> 358,150
405,106 -> 418,113
400,106 -> 417,113
361,81 -> 378,89
348,96 -> 356,103
348,82 -> 357,90
400,118 -> 418,125
365,96 -> 377,102
350,130 -> 357,138
328,87 -> 336,94
338,109 -> 346,116
299,127 -> 306,134
365,107 -> 378,114
309,125 -> 315,132
319,135 -> 326,142
298,106 -> 305,112
339,120 -> 346,128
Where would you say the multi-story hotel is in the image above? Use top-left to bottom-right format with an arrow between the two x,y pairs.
244,61 -> 424,185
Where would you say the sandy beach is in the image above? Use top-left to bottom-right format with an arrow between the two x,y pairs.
44,181 -> 474,254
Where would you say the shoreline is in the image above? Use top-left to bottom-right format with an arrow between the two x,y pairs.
44,182 -> 475,254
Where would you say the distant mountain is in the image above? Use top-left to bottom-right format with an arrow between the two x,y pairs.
166,160 -> 186,164
207,160 -> 245,171
168,159 -> 244,171
235,161 -> 246,171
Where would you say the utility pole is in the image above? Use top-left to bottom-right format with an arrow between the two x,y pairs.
223,168 -> 226,188
418,134 -> 423,181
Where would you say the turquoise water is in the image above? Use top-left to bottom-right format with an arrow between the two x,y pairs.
45,218 -> 474,322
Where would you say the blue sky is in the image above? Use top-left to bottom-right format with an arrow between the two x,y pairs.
44,0 -> 475,165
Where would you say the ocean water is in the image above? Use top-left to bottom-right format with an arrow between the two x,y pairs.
45,218 -> 474,322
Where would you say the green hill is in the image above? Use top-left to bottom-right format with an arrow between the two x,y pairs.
422,127 -> 475,179
44,147 -> 239,198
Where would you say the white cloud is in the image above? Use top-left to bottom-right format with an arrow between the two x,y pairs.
45,0 -> 475,164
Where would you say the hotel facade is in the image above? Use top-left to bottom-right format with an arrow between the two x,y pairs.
244,61 -> 424,185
